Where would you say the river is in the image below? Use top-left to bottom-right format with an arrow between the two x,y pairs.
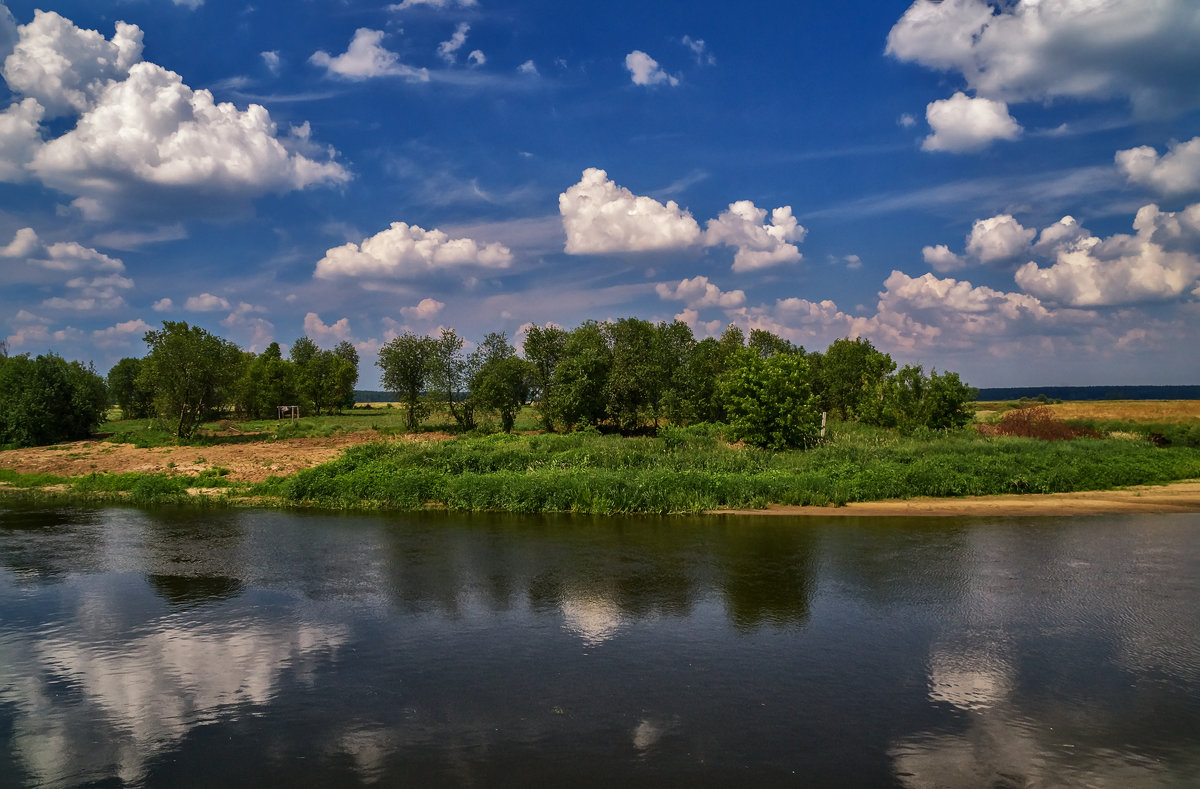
1,504 -> 1198,787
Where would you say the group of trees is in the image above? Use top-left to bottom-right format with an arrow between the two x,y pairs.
377,319 -> 976,449
0,342 -> 108,447
3,315 -> 973,450
108,321 -> 359,439
378,329 -> 531,432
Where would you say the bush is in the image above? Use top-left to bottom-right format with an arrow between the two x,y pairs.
0,353 -> 108,448
977,406 -> 1099,441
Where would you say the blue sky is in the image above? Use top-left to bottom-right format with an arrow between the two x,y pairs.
2,0 -> 1199,389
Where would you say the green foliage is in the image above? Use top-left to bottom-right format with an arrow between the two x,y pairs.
874,365 -> 977,431
817,336 -> 896,420
107,357 -> 155,418
0,352 -> 108,448
549,321 -> 611,430
276,425 -> 1200,514
719,350 -> 822,449
469,332 -> 531,432
377,332 -> 437,430
428,328 -> 474,430
522,324 -> 568,431
139,321 -> 243,439
236,343 -> 300,419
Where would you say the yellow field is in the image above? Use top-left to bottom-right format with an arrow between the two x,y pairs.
977,400 -> 1200,423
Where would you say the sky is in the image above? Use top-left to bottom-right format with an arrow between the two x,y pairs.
2,0 -> 1199,389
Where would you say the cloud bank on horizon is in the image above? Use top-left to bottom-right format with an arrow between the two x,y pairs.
1,0 -> 1199,388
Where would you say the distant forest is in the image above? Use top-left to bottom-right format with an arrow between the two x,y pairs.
975,386 -> 1200,401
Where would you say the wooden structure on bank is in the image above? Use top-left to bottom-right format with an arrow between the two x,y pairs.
277,405 -> 300,422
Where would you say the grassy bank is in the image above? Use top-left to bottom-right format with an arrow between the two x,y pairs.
276,423 -> 1200,514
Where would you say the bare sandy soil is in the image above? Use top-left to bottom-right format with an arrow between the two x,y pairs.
0,431 -> 394,483
720,481 -> 1200,517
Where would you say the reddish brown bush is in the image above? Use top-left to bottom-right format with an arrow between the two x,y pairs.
976,406 -> 1100,441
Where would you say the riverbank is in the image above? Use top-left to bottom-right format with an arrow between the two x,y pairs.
720,480 -> 1200,517
4,423 -> 1200,515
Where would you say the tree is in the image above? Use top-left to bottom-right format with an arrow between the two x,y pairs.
139,321 -> 243,439
748,328 -> 799,359
235,343 -> 299,419
603,317 -> 657,433
522,324 -> 568,431
550,321 -> 611,430
378,332 -> 436,429
718,350 -> 822,450
332,341 -> 360,410
469,332 -> 531,432
819,337 -> 895,421
0,353 -> 108,447
428,328 -> 473,429
652,320 -> 696,427
107,356 -> 155,418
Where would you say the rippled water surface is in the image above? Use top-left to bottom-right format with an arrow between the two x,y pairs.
1,504 -> 1198,787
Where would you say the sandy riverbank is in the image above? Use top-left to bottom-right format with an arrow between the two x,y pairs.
719,480 -> 1200,517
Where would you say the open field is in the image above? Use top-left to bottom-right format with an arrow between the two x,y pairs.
973,399 -> 1200,423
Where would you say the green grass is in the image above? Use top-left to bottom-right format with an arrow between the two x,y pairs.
273,422 -> 1200,515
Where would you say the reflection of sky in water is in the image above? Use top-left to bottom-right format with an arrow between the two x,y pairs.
1,508 -> 1198,785
890,520 -> 1200,788
0,573 -> 346,787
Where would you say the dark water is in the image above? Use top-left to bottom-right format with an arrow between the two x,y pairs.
1,504 -> 1198,788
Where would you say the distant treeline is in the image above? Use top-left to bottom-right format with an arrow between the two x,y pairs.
976,386 -> 1200,402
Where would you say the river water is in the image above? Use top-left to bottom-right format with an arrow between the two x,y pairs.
1,504 -> 1198,787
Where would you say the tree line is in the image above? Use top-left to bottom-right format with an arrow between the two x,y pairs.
108,321 -> 359,439
2,318 -> 974,450
380,319 -> 976,449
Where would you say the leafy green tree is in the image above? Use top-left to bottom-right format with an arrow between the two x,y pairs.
428,328 -> 474,429
684,325 -> 747,424
748,328 -> 799,359
522,324 -> 568,431
139,321 -> 244,438
550,321 -> 612,430
603,317 -> 657,432
333,340 -> 360,410
235,343 -> 299,419
290,336 -> 319,368
107,356 -> 155,418
378,332 -> 436,429
0,353 -> 108,447
469,332 -> 532,432
819,337 -> 895,421
306,350 -> 357,415
718,350 -> 821,450
652,320 -> 696,427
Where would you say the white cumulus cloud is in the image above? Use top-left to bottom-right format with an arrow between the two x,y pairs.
1116,137 -> 1200,198
315,222 -> 513,279
704,201 -> 806,272
310,28 -> 429,81
922,244 -> 964,273
0,98 -> 44,182
29,61 -> 350,219
655,275 -> 745,309
922,92 -> 1021,153
0,8 -> 350,219
1015,202 -> 1200,306
400,298 -> 446,320
887,0 -> 1200,114
625,51 -> 678,87
184,293 -> 231,312
1,10 -> 143,118
965,214 -> 1036,265
303,312 -> 353,342
559,168 -> 701,254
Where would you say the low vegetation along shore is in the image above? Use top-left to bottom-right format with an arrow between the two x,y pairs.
2,400 -> 1199,515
